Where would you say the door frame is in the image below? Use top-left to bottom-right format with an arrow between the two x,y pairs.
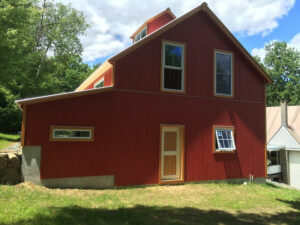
159,124 -> 185,184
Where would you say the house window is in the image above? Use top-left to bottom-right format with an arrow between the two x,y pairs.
267,151 -> 280,166
162,41 -> 185,92
94,79 -> 104,88
214,50 -> 233,97
134,26 -> 147,43
213,126 -> 236,152
50,126 -> 94,142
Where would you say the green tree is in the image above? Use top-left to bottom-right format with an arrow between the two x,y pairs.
0,0 -> 91,132
256,41 -> 300,106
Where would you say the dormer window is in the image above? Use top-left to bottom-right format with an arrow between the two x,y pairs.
134,26 -> 147,43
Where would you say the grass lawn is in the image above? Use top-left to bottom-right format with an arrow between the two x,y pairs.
0,133 -> 20,150
0,183 -> 300,225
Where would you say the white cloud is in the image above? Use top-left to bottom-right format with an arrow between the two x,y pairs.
251,47 -> 267,60
290,33 -> 300,50
251,33 -> 300,59
56,0 -> 295,63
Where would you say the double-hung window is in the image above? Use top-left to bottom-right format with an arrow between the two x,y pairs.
214,126 -> 236,152
214,51 -> 233,97
162,41 -> 185,92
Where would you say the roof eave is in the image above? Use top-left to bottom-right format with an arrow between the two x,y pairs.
15,86 -> 115,108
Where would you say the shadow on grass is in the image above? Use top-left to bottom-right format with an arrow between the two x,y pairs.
0,136 -> 20,143
277,199 -> 300,211
1,205 -> 300,225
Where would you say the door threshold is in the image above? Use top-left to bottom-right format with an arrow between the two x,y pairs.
160,179 -> 184,184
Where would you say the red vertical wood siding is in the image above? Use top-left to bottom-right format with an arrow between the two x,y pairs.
148,13 -> 174,35
25,90 -> 265,186
24,10 -> 266,186
85,67 -> 113,90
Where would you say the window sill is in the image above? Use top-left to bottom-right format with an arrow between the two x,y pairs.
161,89 -> 186,94
213,150 -> 236,154
213,93 -> 234,98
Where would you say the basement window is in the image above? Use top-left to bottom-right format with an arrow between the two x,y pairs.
50,126 -> 94,142
94,79 -> 104,88
134,26 -> 147,43
214,126 -> 236,152
162,41 -> 185,92
214,50 -> 233,97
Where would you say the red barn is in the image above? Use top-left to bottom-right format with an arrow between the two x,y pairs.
17,3 -> 272,188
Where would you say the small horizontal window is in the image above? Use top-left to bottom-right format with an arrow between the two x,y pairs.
50,126 -> 94,142
214,126 -> 236,152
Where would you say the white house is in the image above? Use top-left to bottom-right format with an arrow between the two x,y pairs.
267,101 -> 300,189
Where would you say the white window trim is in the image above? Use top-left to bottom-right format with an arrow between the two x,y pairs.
215,128 -> 236,151
52,128 -> 92,140
214,51 -> 233,97
162,41 -> 185,92
134,26 -> 147,43
94,78 -> 104,89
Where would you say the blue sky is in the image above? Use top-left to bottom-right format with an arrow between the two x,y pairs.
239,0 -> 300,56
58,0 -> 300,66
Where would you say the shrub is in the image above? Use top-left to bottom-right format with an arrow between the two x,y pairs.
0,85 -> 22,133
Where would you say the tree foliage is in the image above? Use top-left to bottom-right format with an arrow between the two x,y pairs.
258,41 -> 300,106
0,0 -> 93,132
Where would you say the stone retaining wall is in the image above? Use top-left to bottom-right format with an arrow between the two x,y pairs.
0,152 -> 22,184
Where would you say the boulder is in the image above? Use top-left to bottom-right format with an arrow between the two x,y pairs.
0,168 -> 21,184
7,153 -> 20,169
0,155 -> 7,170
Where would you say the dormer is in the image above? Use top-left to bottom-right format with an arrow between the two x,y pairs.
130,8 -> 176,43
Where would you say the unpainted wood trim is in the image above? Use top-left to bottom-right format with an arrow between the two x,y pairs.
20,105 -> 27,146
160,40 -> 186,94
212,125 -> 236,154
159,124 -> 185,184
76,61 -> 113,91
213,49 -> 234,98
49,126 -> 95,142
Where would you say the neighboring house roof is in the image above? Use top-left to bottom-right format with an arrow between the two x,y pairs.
269,126 -> 300,150
129,8 -> 176,39
267,105 -> 300,142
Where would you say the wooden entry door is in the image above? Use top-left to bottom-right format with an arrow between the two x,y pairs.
160,125 -> 184,182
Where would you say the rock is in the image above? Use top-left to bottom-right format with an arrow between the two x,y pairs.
0,168 -> 21,184
7,153 -> 20,169
0,155 -> 7,170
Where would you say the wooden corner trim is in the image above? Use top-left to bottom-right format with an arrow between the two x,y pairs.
213,49 -> 234,98
49,126 -> 95,142
20,105 -> 27,146
212,125 -> 236,153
